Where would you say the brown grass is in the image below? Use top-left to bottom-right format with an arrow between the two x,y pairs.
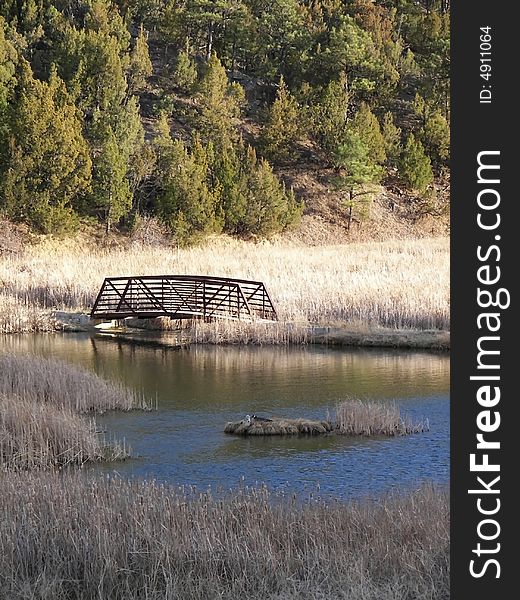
0,293 -> 57,333
0,473 -> 449,600
225,417 -> 334,435
0,236 -> 449,339
0,353 -> 150,413
335,399 -> 428,436
0,394 -> 127,470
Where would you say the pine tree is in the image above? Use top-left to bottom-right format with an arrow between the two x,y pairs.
311,75 -> 349,154
240,145 -> 302,236
333,129 -> 382,228
127,25 -> 153,96
350,102 -> 386,164
172,47 -> 197,92
399,134 -> 433,192
0,17 -> 17,177
91,122 -> 131,233
381,111 -> 401,167
1,60 -> 91,232
196,52 -> 244,146
422,109 -> 449,167
260,76 -> 299,162
156,133 -> 221,243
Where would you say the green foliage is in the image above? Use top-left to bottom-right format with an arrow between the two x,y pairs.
260,77 -> 299,161
400,134 -> 433,193
333,129 -> 382,224
310,75 -> 349,154
127,25 -> 153,95
1,0 -> 450,237
381,111 -> 401,167
1,61 -> 91,233
155,129 -> 222,243
350,102 -> 386,164
422,110 -> 450,167
196,52 -> 244,146
242,149 -> 302,236
172,48 -> 197,92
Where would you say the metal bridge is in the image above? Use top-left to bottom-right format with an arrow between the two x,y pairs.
90,275 -> 278,322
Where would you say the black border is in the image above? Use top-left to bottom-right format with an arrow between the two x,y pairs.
451,2 -> 515,595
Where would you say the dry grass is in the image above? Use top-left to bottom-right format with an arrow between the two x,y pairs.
0,236 -> 449,338
0,353 -> 149,413
335,399 -> 428,436
0,395 -> 127,470
225,417 -> 334,435
0,473 -> 449,600
0,293 -> 57,333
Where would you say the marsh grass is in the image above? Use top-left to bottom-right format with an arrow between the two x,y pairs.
0,473 -> 449,600
0,237 -> 449,337
0,353 -> 149,413
225,417 -> 334,435
0,293 -> 57,333
335,399 -> 428,436
0,395 -> 127,470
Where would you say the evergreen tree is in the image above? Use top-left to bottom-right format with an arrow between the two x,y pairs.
127,25 -> 153,95
311,75 -> 349,154
381,111 -> 401,167
422,109 -> 450,167
260,76 -> 299,161
0,17 -> 17,175
196,52 -> 244,145
333,129 -> 382,228
399,134 -> 433,192
156,133 -> 221,243
241,145 -> 302,236
350,102 -> 386,164
1,60 -> 91,233
91,122 -> 131,233
172,47 -> 197,92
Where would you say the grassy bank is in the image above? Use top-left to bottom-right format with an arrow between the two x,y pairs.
0,353 -> 149,413
0,473 -> 449,600
0,395 -> 127,469
0,236 -> 449,344
0,354 -> 149,470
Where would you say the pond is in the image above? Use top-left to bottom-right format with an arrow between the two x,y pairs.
3,333 -> 449,499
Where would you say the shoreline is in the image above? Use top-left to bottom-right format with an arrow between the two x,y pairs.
5,311 -> 450,352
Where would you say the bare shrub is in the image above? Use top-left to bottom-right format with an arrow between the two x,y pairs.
0,473 -> 449,600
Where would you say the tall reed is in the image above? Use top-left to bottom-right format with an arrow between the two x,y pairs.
335,399 -> 428,436
0,394 -> 127,470
0,236 -> 450,334
0,353 -> 149,413
0,473 -> 449,600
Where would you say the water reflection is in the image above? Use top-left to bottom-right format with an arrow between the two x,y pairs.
1,333 -> 449,498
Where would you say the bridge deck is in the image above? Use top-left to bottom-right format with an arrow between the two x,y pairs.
90,275 -> 278,322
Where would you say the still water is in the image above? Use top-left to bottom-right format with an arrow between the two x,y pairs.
3,333 -> 449,499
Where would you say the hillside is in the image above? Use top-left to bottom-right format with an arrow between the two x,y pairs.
0,1 -> 450,244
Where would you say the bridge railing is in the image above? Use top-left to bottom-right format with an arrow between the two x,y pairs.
90,275 -> 278,322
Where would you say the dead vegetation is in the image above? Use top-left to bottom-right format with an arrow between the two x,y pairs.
0,394 -> 127,470
0,473 -> 449,600
335,399 -> 428,436
0,353 -> 149,413
225,417 -> 333,436
225,400 -> 427,437
0,236 -> 450,339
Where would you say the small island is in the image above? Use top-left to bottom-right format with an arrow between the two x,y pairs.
225,401 -> 428,437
